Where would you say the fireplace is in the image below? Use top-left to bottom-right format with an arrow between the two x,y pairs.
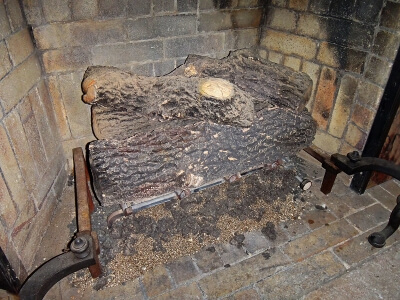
0,0 -> 400,291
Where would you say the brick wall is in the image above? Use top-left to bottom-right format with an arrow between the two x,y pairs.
259,0 -> 400,154
0,0 -> 66,281
21,0 -> 264,162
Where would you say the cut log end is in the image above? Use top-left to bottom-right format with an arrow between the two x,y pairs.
199,78 -> 234,100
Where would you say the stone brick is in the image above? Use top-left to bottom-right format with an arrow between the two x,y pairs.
365,56 -> 391,86
216,242 -> 248,265
177,0 -> 197,12
257,251 -> 345,299
381,1 -> 400,30
283,55 -> 301,71
154,15 -> 197,37
199,11 -> 233,32
357,80 -> 383,109
4,110 -> 39,192
126,0 -> 152,16
0,172 -> 17,229
312,67 -> 337,130
47,76 -> 72,140
5,0 -> 25,32
339,142 -> 357,156
342,191 -> 376,210
317,42 -> 366,73
232,288 -> 260,300
301,61 -> 320,110
153,283 -> 203,300
309,0 -> 330,14
7,28 -> 34,66
28,87 -> 58,161
301,209 -> 337,229
21,0 -> 45,26
198,248 -> 291,299
373,30 -> 400,59
51,162 -> 67,198
154,60 -> 175,76
42,0 -> 71,22
93,40 -> 163,65
258,48 -> 268,59
304,243 -> 400,300
266,7 -> 296,31
18,97 -> 47,172
261,29 -> 317,60
225,28 -> 259,50
237,0 -> 261,8
193,246 -> 224,273
167,256 -> 200,285
347,203 -> 389,232
141,264 -> 173,298
283,219 -> 359,261
34,20 -> 125,50
32,149 -> 64,208
0,41 -> 12,80
333,226 -> 400,267
242,230 -> 269,254
42,48 -> 91,73
351,103 -> 374,131
367,185 -> 397,210
58,72 -> 93,139
282,219 -> 311,238
328,75 -> 358,138
288,0 -> 309,11
344,123 -> 367,150
98,0 -> 125,17
297,13 -> 328,39
0,54 -> 41,113
164,34 -> 224,58
72,0 -> 99,20
381,180 -> 400,197
0,1 -> 11,39
153,0 -> 175,13
354,0 -> 384,24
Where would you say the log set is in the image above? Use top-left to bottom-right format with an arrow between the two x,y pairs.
83,49 -> 317,206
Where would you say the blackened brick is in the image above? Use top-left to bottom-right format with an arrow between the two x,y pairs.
0,2 -> 11,39
309,0 -> 331,14
126,18 -> 155,41
154,15 -> 197,37
42,0 -> 71,22
153,0 -> 175,13
329,0 -> 356,19
354,0 -> 383,24
72,0 -> 99,20
154,60 -> 175,76
381,1 -> 400,30
98,0 -> 125,18
365,56 -> 391,86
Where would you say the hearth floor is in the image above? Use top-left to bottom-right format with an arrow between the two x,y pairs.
35,151 -> 400,300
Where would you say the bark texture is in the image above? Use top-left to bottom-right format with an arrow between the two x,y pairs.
84,49 -> 317,206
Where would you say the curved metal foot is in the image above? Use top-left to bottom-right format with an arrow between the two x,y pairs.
368,199 -> 400,248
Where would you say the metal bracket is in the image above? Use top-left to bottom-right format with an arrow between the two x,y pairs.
18,148 -> 102,299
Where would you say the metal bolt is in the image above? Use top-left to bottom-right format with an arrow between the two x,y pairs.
347,151 -> 361,162
71,237 -> 90,259
295,175 -> 312,191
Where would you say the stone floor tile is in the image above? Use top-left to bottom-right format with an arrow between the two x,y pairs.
43,282 -> 61,300
141,264 -> 173,298
294,154 -> 325,180
261,221 -> 289,247
283,219 -> 359,261
166,256 -> 200,285
281,218 -> 310,239
198,248 -> 290,299
88,278 -> 144,300
242,230 -> 269,254
367,185 -> 397,209
333,225 -> 400,266
151,282 -> 203,300
231,288 -> 260,300
193,245 -> 224,273
321,194 -> 353,219
380,179 -> 400,197
304,243 -> 400,300
301,209 -> 337,230
216,242 -> 248,266
346,204 -> 390,232
256,251 -> 346,299
331,180 -> 353,196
